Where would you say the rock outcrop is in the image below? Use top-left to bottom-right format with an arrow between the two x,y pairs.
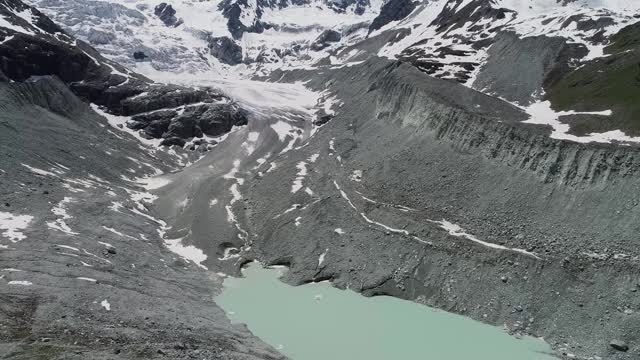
310,29 -> 342,51
154,2 -> 182,27
208,36 -> 243,65
368,0 -> 417,34
0,0 -> 248,148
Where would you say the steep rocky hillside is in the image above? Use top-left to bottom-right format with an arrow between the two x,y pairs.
3,0 -> 640,360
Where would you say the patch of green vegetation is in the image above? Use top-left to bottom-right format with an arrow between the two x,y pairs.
545,21 -> 640,135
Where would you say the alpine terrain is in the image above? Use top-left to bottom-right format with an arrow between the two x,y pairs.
1,0 -> 640,359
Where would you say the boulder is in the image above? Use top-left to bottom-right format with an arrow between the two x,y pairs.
143,119 -> 172,138
609,340 -> 629,352
208,36 -> 243,65
198,104 -> 248,136
133,51 -> 148,61
314,113 -> 333,126
165,116 -> 199,139
160,137 -> 186,147
310,30 -> 341,51
154,3 -> 181,27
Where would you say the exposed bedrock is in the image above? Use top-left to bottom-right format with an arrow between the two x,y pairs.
208,36 -> 244,65
154,2 -> 182,27
0,0 -> 249,148
248,58 -> 640,359
368,0 -> 417,35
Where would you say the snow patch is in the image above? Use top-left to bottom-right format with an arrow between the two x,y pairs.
524,101 -> 640,144
0,211 -> 33,242
434,219 -> 540,259
318,248 -> 328,266
164,237 -> 208,270
8,280 -> 32,286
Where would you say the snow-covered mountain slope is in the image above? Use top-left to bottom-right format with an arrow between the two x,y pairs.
372,0 -> 638,83
360,0 -> 640,143
25,0 -> 382,78
24,0 -> 637,78
0,0 -> 253,153
16,0 -> 640,140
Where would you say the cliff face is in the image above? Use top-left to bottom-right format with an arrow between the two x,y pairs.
247,58 -> 640,359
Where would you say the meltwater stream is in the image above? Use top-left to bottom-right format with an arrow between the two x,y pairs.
216,263 -> 557,360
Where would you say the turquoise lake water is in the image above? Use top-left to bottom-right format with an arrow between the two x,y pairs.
216,263 -> 557,360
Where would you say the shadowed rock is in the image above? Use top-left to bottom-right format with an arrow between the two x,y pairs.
368,0 -> 416,35
208,36 -> 243,65
154,3 -> 182,27
311,30 -> 342,51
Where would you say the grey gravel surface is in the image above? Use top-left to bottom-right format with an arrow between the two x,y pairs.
0,76 -> 285,360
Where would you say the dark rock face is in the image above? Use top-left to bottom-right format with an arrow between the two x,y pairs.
313,113 -> 333,126
326,0 -> 370,15
217,0 -> 369,39
430,0 -> 514,33
368,0 -> 416,34
133,51 -> 148,61
310,30 -> 342,51
126,103 -> 248,144
218,0 -> 265,39
610,340 -> 630,352
160,136 -> 187,147
0,34 -> 108,84
208,36 -> 243,65
154,2 -> 182,27
0,0 -> 65,35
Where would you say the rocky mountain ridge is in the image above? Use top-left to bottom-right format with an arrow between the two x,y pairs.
25,0 -> 640,142
0,0 -> 249,149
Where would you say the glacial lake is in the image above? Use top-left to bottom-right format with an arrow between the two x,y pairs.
216,263 -> 557,360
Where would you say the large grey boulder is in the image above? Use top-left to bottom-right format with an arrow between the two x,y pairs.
208,36 -> 243,65
610,340 -> 629,352
154,3 -> 182,27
